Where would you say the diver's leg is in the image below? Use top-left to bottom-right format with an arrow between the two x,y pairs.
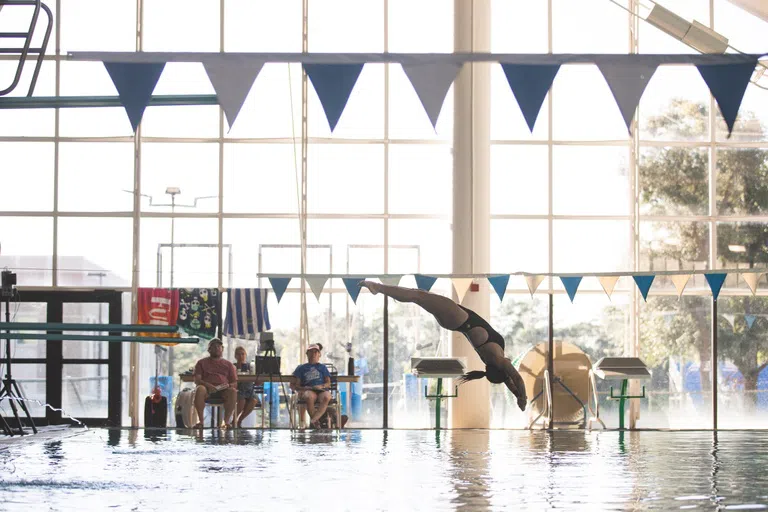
359,281 -> 468,330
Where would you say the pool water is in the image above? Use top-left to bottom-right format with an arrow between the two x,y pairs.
1,429 -> 768,511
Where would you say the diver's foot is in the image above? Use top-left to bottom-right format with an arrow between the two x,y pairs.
359,280 -> 381,295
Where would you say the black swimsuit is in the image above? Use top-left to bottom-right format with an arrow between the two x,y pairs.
454,305 -> 505,351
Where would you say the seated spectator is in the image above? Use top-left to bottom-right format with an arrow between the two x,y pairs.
233,346 -> 261,428
193,338 -> 237,429
290,343 -> 331,429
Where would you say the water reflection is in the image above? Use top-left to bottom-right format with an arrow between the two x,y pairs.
448,430 -> 491,511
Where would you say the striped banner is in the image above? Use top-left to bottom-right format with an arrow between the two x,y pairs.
223,288 -> 271,339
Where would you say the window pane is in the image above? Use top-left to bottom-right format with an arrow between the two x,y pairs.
490,66 -> 549,141
8,364 -> 46,417
639,69 -> 711,142
388,65 -> 453,140
717,296 -> 768,428
553,0 -> 628,53
388,0 -> 452,53
308,144 -> 384,214
638,296 -> 712,428
714,0 -> 768,54
553,220 -> 630,278
553,294 -> 630,429
0,217 -> 53,286
716,222 -> 768,292
62,364 -> 108,418
139,217 -> 219,288
60,0 -> 136,52
639,147 -> 709,216
58,143 -> 134,212
224,63 -> 303,139
63,303 -> 109,360
716,84 -> 768,143
224,0 -> 301,52
490,294 -> 549,428
491,219 -> 549,275
308,0 -> 384,52
307,64 -> 384,139
223,218 -> 301,288
388,219 -> 452,274
5,302 -> 47,358
306,219 -> 384,278
553,146 -> 630,216
140,143 -> 219,214
491,0 -> 547,52
142,63 -> 219,138
388,145 -> 452,215
142,0 -> 220,52
58,218 -> 133,287
639,221 -> 710,289
59,62 -> 132,137
0,61 -> 55,137
716,149 -> 768,215
553,66 -> 628,141
0,142 -> 54,211
223,144 -> 300,214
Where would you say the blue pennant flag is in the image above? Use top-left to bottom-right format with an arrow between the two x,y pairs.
303,63 -> 364,131
342,277 -> 364,304
745,314 -> 757,329
705,273 -> 727,301
633,275 -> 655,302
414,274 -> 438,292
488,275 -> 510,301
560,276 -> 582,303
696,60 -> 757,136
103,62 -> 166,131
268,277 -> 291,303
500,63 -> 560,132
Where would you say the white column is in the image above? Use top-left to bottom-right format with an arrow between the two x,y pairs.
450,0 -> 491,429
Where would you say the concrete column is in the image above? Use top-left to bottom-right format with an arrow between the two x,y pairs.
450,0 -> 491,429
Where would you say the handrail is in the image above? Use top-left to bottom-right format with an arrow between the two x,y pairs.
0,333 -> 198,343
587,369 -> 606,430
0,322 -> 179,332
0,0 -> 53,96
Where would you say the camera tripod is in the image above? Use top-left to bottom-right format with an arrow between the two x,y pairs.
0,294 -> 38,436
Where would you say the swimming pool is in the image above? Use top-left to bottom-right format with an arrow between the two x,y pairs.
1,429 -> 767,511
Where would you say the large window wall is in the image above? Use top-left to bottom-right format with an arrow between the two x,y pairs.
1,0 -> 767,428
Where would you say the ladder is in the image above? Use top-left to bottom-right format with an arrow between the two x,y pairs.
0,0 -> 52,96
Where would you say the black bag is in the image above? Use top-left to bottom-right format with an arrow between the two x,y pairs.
255,355 -> 281,375
144,396 -> 167,427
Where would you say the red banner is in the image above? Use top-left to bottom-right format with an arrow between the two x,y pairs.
137,288 -> 180,344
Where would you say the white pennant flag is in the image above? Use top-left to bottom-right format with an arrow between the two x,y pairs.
401,61 -> 463,129
597,60 -> 659,133
202,56 -> 266,130
305,276 -> 328,302
722,314 -> 736,330
379,275 -> 403,287
598,276 -> 620,299
525,275 -> 545,297
671,274 -> 691,298
743,272 -> 763,296
452,278 -> 474,304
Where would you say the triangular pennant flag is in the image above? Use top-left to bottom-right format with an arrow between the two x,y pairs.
745,314 -> 757,329
202,56 -> 265,130
598,276 -> 620,299
379,275 -> 402,287
500,63 -> 560,132
401,61 -> 463,129
633,275 -> 655,302
342,277 -> 364,304
525,275 -> 545,297
104,62 -> 166,131
414,274 -> 438,292
722,313 -> 736,329
487,275 -> 510,301
597,60 -> 658,133
268,277 -> 291,303
671,274 -> 691,299
306,276 -> 328,302
705,273 -> 727,301
451,278 -> 474,303
696,60 -> 757,136
743,272 -> 763,296
560,276 -> 582,303
303,63 -> 364,131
